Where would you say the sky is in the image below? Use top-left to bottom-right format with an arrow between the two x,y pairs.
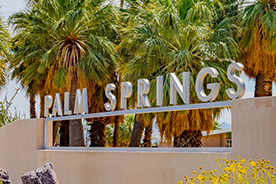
0,0 -> 273,125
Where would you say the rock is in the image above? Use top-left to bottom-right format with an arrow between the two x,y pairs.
35,163 -> 59,184
0,169 -> 11,184
21,163 -> 59,184
21,171 -> 42,184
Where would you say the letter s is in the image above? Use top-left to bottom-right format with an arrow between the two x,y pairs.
226,63 -> 245,99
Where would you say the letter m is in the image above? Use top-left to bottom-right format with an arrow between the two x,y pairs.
74,88 -> 89,114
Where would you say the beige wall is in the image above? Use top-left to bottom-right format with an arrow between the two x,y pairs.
231,97 -> 276,166
0,119 -> 44,184
37,149 -> 230,184
1,97 -> 276,184
202,133 -> 226,147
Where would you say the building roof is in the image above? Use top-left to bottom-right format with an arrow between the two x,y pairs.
202,128 -> 231,136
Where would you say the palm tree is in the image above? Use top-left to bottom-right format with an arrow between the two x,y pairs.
0,12 -> 10,89
106,115 -> 134,147
120,0 -> 240,147
141,117 -> 153,147
9,0 -> 119,146
239,0 -> 276,97
213,121 -> 222,130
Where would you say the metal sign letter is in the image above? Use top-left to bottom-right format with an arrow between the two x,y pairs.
64,92 -> 72,115
226,63 -> 245,99
121,82 -> 132,109
196,68 -> 220,102
104,84 -> 117,111
74,88 -> 89,114
44,95 -> 53,118
52,93 -> 63,117
156,76 -> 163,106
137,79 -> 151,108
170,72 -> 190,105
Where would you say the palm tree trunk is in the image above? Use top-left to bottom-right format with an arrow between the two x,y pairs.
29,93 -> 36,118
89,119 -> 106,147
60,121 -> 69,146
120,0 -> 124,8
69,73 -> 85,146
113,119 -> 120,147
254,72 -> 272,97
129,115 -> 145,147
174,130 -> 202,147
40,95 -> 44,118
113,74 -> 121,147
39,80 -> 46,118
142,120 -> 153,147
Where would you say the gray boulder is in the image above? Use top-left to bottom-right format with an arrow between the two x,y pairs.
0,169 -> 11,184
21,163 -> 59,184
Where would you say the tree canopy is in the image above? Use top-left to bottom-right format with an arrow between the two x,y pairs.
119,0 -> 240,141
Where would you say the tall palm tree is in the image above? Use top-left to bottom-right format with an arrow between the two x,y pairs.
9,0 -> 119,146
106,115 -> 134,147
0,13 -> 10,89
120,0 -> 240,147
239,0 -> 276,97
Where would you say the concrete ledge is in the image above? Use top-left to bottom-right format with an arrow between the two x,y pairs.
43,147 -> 231,153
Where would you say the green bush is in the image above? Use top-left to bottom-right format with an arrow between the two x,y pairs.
179,157 -> 276,184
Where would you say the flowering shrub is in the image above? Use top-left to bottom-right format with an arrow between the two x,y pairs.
179,157 -> 276,184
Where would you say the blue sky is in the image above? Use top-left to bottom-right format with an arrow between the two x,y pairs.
0,0 -> 273,125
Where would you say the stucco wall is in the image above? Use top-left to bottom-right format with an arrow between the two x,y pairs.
0,119 -> 44,184
37,149 -> 230,184
231,97 -> 276,166
1,97 -> 276,184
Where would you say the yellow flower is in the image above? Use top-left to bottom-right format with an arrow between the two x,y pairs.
178,181 -> 183,184
249,162 -> 256,166
197,175 -> 203,180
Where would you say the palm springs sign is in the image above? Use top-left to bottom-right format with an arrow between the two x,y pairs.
44,63 -> 245,118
